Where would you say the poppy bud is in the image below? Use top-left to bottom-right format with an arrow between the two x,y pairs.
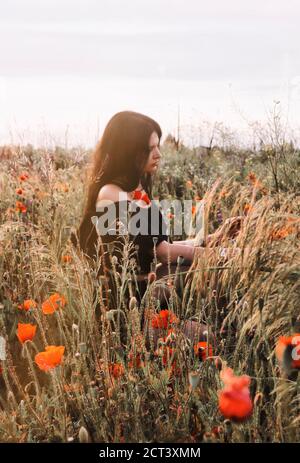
78,426 -> 90,443
214,356 -> 223,371
129,297 -> 138,310
147,271 -> 156,283
111,255 -> 118,265
188,371 -> 201,390
254,392 -> 263,406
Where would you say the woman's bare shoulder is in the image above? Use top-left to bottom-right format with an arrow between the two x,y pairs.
97,184 -> 131,204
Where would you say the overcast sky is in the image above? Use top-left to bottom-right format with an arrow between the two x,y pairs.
0,0 -> 299,147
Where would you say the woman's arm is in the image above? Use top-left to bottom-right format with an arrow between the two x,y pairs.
172,238 -> 196,246
156,240 -> 198,265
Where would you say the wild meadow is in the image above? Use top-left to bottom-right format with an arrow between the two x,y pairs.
0,120 -> 299,443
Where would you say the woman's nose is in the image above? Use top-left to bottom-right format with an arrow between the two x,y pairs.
154,148 -> 161,158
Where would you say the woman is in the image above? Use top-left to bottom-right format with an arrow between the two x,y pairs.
71,110 -> 240,346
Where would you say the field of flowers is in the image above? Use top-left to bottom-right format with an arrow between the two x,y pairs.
0,136 -> 299,443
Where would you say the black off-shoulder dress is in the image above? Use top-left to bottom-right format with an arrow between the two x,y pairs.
91,199 -> 173,306
93,199 -> 172,273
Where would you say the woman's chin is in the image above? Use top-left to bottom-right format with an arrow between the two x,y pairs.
144,165 -> 159,175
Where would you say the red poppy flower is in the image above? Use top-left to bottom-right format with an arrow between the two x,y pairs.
218,367 -> 253,422
18,299 -> 37,311
35,345 -> 65,371
128,351 -> 143,369
19,173 -> 29,182
193,341 -> 213,361
15,201 -> 27,213
243,203 -> 253,215
275,334 -> 300,372
16,323 -> 37,344
109,362 -> 125,379
133,190 -> 151,205
42,293 -> 67,314
133,190 -> 143,200
141,193 -> 151,204
151,310 -> 179,330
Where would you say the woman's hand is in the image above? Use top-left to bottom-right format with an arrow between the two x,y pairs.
207,216 -> 243,246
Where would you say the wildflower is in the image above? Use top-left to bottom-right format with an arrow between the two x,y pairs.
15,201 -> 27,214
218,367 -> 253,422
247,172 -> 267,194
16,323 -> 37,344
19,173 -> 29,182
35,189 -> 49,200
247,172 -> 257,184
61,255 -> 72,263
133,190 -> 151,205
243,203 -> 253,215
128,351 -> 143,369
141,193 -> 151,205
109,362 -> 125,379
18,299 -> 37,311
219,189 -> 229,199
35,345 -> 65,371
167,212 -> 174,220
54,182 -> 69,193
151,309 -> 179,330
133,189 -> 142,200
155,344 -> 180,375
155,345 -> 175,366
42,293 -> 67,314
216,209 -> 223,225
191,205 -> 196,216
269,219 -> 298,241
275,334 -> 300,373
16,188 -> 24,195
194,342 -> 213,361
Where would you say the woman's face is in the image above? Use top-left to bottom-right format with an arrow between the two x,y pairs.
143,131 -> 161,174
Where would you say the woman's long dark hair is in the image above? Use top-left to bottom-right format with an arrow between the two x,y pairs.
71,110 -> 162,260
